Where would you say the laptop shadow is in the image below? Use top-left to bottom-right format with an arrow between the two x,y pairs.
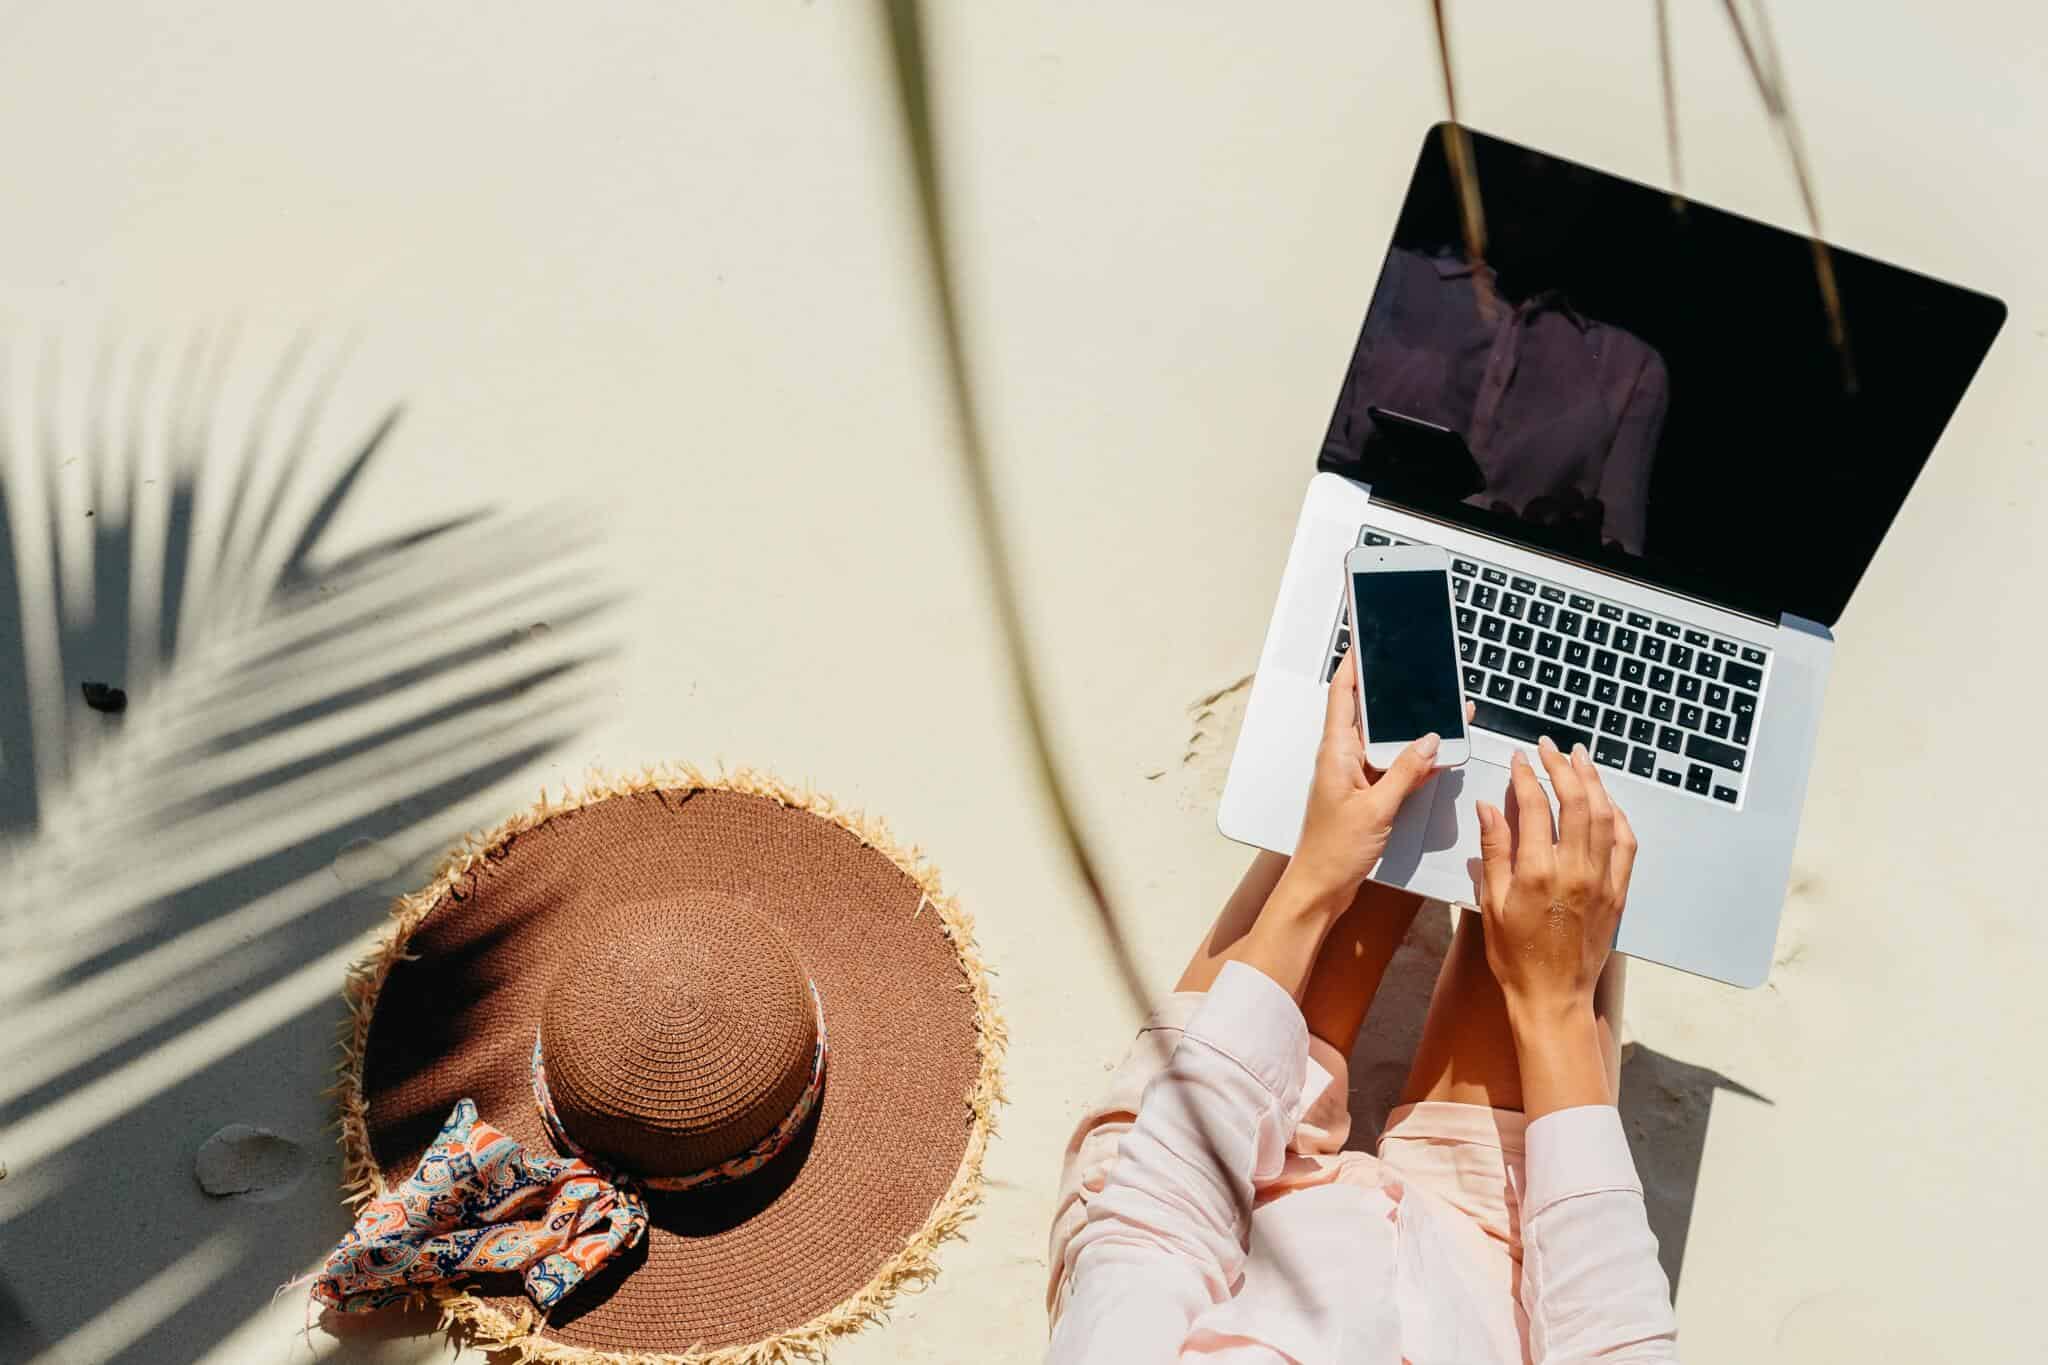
1338,902 -> 1767,1292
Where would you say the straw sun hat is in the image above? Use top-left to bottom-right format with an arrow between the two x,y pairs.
322,767 -> 1005,1364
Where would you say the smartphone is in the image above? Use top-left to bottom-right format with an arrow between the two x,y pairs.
1343,543 -> 1471,769
1363,406 -> 1487,499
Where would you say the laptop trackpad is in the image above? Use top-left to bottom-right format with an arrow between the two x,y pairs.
1417,762 -> 1512,906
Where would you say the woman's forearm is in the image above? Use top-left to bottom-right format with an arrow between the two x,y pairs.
1506,996 -> 1613,1119
1214,870 -> 1353,1003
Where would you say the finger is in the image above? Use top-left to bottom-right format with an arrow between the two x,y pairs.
1367,731 -> 1442,809
1324,649 -> 1360,745
1475,800 -> 1513,909
1608,800 -> 1640,903
1537,735 -> 1589,861
1575,745 -> 1615,871
1466,699 -> 1476,723
1508,750 -> 1556,873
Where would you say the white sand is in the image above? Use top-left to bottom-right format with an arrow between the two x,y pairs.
0,4 -> 2042,1362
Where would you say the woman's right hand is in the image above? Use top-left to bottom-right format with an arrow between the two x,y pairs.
1473,736 -> 1638,1113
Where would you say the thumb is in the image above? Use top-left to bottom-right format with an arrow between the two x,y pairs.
1476,801 -> 1513,909
1368,731 -> 1441,808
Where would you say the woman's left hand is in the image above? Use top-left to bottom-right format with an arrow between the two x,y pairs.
1282,649 -> 1465,909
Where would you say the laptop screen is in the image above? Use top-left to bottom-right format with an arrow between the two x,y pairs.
1317,125 -> 2005,627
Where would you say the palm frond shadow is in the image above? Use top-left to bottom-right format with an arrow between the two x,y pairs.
0,331 -> 620,1364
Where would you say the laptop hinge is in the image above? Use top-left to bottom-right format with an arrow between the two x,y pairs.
1368,492 -> 1783,627
1779,612 -> 1834,643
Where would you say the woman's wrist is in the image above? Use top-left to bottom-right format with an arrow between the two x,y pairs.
1505,992 -> 1611,1118
1268,864 -> 1357,924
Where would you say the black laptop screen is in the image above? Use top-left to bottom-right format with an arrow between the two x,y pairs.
1317,125 -> 2005,627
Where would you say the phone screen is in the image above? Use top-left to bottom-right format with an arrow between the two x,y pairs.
1351,569 -> 1466,743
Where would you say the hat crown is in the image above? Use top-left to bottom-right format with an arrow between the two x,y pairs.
537,898 -> 819,1180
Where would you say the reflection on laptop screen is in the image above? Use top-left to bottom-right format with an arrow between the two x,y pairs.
1317,125 -> 2005,627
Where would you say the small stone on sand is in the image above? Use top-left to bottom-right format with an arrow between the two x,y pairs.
194,1125 -> 307,1202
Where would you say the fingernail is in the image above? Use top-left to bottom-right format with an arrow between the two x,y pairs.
1511,750 -> 1527,768
1539,735 -> 1557,755
1415,732 -> 1440,759
1572,742 -> 1589,764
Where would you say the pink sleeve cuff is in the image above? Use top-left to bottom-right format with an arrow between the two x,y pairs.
1179,962 -> 1310,1121
1522,1104 -> 1642,1216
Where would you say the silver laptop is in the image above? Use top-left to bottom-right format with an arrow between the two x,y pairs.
1220,125 -> 2004,987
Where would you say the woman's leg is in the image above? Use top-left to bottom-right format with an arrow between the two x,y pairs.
1397,908 -> 1627,1110
1179,853 -> 1426,1055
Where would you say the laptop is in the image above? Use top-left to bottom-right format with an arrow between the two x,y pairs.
1220,124 -> 2005,987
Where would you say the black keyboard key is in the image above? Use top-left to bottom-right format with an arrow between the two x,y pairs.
1540,585 -> 1566,603
1487,674 -> 1513,701
1572,699 -> 1599,726
1565,640 -> 1591,667
1731,690 -> 1758,718
1657,725 -> 1683,754
1454,578 -> 1470,603
1629,746 -> 1658,777
1594,678 -> 1619,704
1569,593 -> 1596,611
1565,669 -> 1591,696
1657,769 -> 1682,787
1362,531 -> 1392,545
1706,710 -> 1731,739
1595,736 -> 1628,768
1655,621 -> 1681,639
1510,576 -> 1536,593
1457,607 -> 1477,633
1629,717 -> 1655,744
1582,617 -> 1609,645
1741,646 -> 1768,664
1598,602 -> 1624,621
1705,682 -> 1729,709
1480,616 -> 1505,641
1696,654 -> 1722,681
1459,636 -> 1476,661
1502,593 -> 1526,620
1713,785 -> 1739,804
1613,627 -> 1639,653
1627,611 -> 1652,628
1508,653 -> 1534,679
1556,610 -> 1584,637
1712,638 -> 1738,656
1529,602 -> 1555,629
1620,658 -> 1646,684
1684,733 -> 1747,773
1544,692 -> 1572,720
1325,655 -> 1342,682
1536,632 -> 1563,659
1648,666 -> 1675,693
1669,645 -> 1693,671
1684,629 -> 1710,647
1538,661 -> 1563,688
1734,710 -> 1754,746
1473,585 -> 1498,611
1464,666 -> 1484,693
1622,685 -> 1648,712
1482,567 -> 1508,585
1481,643 -> 1506,670
1724,662 -> 1764,692
1640,636 -> 1666,663
1508,624 -> 1534,650
1649,695 -> 1675,722
1593,649 -> 1619,677
1600,709 -> 1627,736
1678,703 -> 1703,730
1516,683 -> 1543,710
1452,558 -> 1478,576
1677,674 -> 1702,702
1684,763 -> 1712,794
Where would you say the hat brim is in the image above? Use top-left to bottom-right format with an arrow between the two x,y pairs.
334,767 -> 1006,1364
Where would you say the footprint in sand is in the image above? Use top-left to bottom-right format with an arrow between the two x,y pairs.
1175,674 -> 1254,810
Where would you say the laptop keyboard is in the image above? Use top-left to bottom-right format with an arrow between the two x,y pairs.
1324,527 -> 1770,808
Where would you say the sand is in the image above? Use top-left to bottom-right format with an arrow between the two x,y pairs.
1,4 -> 2043,1363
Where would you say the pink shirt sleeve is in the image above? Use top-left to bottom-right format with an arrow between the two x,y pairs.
1518,1105 -> 1681,1362
1046,961 -> 1308,1364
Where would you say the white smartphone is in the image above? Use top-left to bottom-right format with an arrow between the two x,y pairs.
1343,543 -> 1471,769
